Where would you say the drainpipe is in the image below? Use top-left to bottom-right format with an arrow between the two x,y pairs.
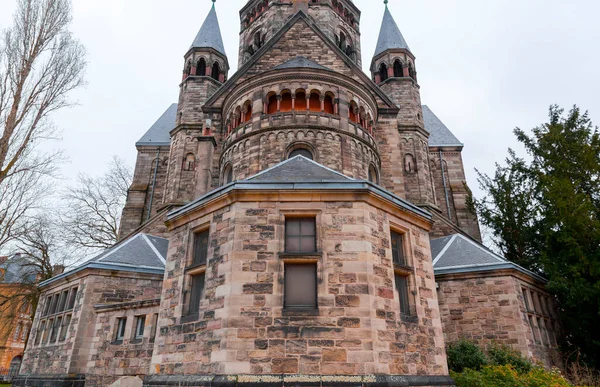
147,149 -> 160,221
439,150 -> 452,221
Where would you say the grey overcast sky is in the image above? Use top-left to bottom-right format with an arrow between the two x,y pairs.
1,0 -> 599,202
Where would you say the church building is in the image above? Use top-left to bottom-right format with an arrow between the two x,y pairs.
15,1 -> 561,386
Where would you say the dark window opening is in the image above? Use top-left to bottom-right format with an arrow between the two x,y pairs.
212,62 -> 220,81
309,93 -> 321,112
379,63 -> 388,82
323,95 -> 334,114
295,92 -> 307,110
280,93 -> 293,112
197,58 -> 206,76
67,288 -> 78,310
192,230 -> 209,267
267,95 -> 278,114
285,263 -> 317,309
285,218 -> 316,253
393,60 -> 403,77
395,274 -> 411,317
186,273 -> 205,317
225,167 -> 234,184
289,148 -> 313,160
368,166 -> 379,184
49,317 -> 61,343
59,315 -> 71,342
391,231 -> 406,266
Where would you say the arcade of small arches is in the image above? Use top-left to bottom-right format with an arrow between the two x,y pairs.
241,0 -> 269,30
184,57 -> 226,83
225,90 -> 375,135
331,0 -> 359,30
375,58 -> 417,84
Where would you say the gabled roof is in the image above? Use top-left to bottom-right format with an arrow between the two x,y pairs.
204,11 -> 398,110
39,234 -> 168,287
190,4 -> 226,55
374,6 -> 411,57
247,155 -> 354,183
422,105 -> 463,147
136,104 -> 177,147
168,156 -> 431,223
431,233 -> 546,282
274,56 -> 332,71
0,255 -> 37,284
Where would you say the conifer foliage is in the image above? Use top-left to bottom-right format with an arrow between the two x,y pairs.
473,105 -> 600,369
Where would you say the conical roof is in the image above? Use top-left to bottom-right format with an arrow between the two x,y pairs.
374,6 -> 410,56
190,3 -> 226,55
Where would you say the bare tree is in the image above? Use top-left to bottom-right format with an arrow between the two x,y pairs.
61,156 -> 133,251
0,0 -> 86,251
0,215 -> 66,345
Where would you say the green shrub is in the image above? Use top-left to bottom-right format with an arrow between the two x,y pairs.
447,339 -> 489,373
487,343 -> 533,373
452,365 -> 575,387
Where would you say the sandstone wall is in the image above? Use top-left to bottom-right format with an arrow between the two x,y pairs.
150,196 -> 448,378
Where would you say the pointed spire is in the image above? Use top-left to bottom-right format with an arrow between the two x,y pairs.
374,3 -> 411,56
190,1 -> 226,55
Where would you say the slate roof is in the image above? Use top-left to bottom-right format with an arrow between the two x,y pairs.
274,56 -> 332,71
246,156 -> 353,183
0,255 -> 37,284
374,6 -> 411,56
169,156 -> 432,222
190,4 -> 226,55
422,105 -> 463,147
431,234 -> 546,282
39,234 -> 168,287
136,104 -> 177,147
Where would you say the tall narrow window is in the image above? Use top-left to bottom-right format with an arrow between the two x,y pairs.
225,166 -> 234,184
280,93 -> 293,112
115,318 -> 127,342
390,231 -> 406,266
295,91 -> 307,110
57,290 -> 68,313
285,218 -> 316,253
48,294 -> 59,315
186,273 -> 205,317
395,274 -> 411,317
59,315 -> 71,342
368,165 -> 379,184
135,316 -> 146,339
393,60 -> 403,77
267,94 -> 278,114
323,95 -> 334,114
197,58 -> 207,76
43,296 -> 51,316
379,63 -> 388,82
522,288 -> 531,311
67,288 -> 78,310
285,264 -> 317,309
35,321 -> 45,345
43,319 -> 52,344
13,324 -> 22,341
212,62 -> 220,81
192,230 -> 209,267
50,316 -> 61,343
309,93 -> 321,112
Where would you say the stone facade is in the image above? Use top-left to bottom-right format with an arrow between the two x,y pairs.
437,270 -> 561,368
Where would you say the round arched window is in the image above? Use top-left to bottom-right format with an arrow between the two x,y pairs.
225,167 -> 234,184
289,148 -> 313,160
368,165 -> 379,184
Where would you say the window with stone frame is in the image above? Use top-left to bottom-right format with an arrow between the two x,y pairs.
284,263 -> 318,310
183,228 -> 210,320
285,217 -> 317,254
134,315 -> 146,340
523,286 -> 558,348
35,286 -> 78,346
390,228 -> 416,321
115,317 -> 127,342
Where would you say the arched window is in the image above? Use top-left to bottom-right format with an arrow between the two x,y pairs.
225,166 -> 234,184
393,60 -> 403,77
267,94 -> 278,114
184,153 -> 195,171
295,91 -> 307,110
243,102 -> 252,122
368,165 -> 379,184
254,32 -> 263,50
212,62 -> 220,81
404,154 -> 415,173
323,94 -> 334,114
289,148 -> 313,160
280,92 -> 293,112
379,63 -> 388,82
338,32 -> 347,51
309,92 -> 321,112
197,58 -> 207,76
349,102 -> 359,123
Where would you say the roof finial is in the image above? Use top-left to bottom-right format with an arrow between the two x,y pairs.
212,0 -> 216,8
384,0 -> 388,7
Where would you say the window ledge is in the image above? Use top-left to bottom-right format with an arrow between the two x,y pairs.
400,315 -> 419,324
130,338 -> 143,344
185,264 -> 207,274
111,340 -> 124,345
279,252 -> 323,259
282,308 -> 319,317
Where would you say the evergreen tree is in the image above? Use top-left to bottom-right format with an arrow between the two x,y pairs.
474,105 -> 600,368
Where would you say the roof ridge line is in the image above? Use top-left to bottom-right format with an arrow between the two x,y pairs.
96,234 -> 140,263
455,234 -> 507,263
432,234 -> 457,266
141,234 -> 167,265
